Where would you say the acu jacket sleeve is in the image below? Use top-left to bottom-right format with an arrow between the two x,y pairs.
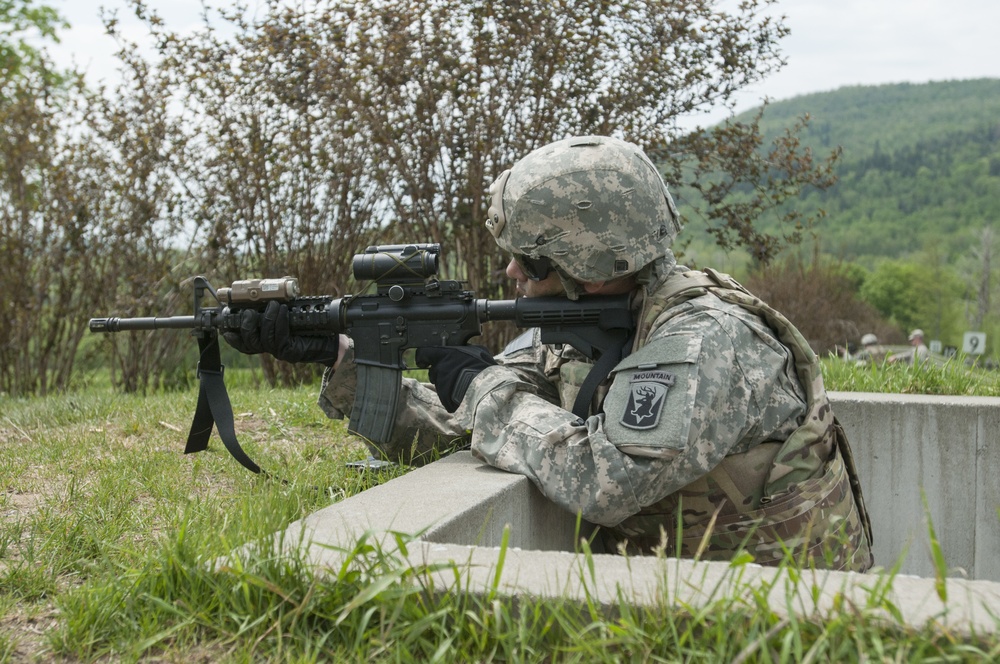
461,304 -> 804,528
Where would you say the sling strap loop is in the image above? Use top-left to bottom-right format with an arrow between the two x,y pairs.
184,331 -> 264,475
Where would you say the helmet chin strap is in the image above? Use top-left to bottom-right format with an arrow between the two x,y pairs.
637,251 -> 677,288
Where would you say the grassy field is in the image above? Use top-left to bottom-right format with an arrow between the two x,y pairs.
1,360 -> 999,661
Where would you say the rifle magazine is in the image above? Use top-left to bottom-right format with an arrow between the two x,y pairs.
349,363 -> 402,445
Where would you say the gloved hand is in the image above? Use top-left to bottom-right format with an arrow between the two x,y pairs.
222,300 -> 339,366
415,345 -> 497,413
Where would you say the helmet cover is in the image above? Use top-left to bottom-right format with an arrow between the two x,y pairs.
486,135 -> 681,283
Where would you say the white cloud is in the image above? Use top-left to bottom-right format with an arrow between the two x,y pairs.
43,0 -> 1000,120
744,0 -> 1000,102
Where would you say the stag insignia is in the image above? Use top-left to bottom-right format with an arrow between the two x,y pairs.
620,369 -> 676,430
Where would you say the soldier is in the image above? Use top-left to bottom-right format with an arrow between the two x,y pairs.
907,329 -> 930,364
224,135 -> 874,572
889,329 -> 930,365
853,333 -> 887,365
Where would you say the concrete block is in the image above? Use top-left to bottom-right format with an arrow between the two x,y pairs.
274,451 -> 1000,634
259,394 -> 1000,635
830,392 -> 1000,581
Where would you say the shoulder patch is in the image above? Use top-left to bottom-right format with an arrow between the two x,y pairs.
620,369 -> 676,430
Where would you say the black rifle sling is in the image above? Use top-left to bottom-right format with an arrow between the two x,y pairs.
185,331 -> 263,474
570,334 -> 629,421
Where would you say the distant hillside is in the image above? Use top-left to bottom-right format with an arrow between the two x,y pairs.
687,79 -> 1000,269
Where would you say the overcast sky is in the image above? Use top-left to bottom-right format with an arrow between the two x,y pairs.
42,0 -> 1000,127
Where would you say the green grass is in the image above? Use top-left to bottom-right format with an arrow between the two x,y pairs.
1,368 -> 999,661
0,379 -> 401,660
821,353 -> 1000,395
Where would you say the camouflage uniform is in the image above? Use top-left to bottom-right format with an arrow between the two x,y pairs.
852,345 -> 888,365
319,135 -> 873,571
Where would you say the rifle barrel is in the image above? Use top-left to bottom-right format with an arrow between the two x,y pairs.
89,316 -> 199,333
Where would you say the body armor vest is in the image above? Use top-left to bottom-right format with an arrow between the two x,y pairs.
601,268 -> 874,572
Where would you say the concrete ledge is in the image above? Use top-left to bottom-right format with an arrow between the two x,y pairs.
279,452 -> 1000,634
285,452 -> 582,552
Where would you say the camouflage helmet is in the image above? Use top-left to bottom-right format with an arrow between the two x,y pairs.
486,135 -> 681,283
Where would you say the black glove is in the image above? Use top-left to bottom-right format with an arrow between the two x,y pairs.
222,300 -> 339,366
415,345 -> 497,413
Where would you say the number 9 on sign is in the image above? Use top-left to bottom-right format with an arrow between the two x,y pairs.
962,332 -> 986,355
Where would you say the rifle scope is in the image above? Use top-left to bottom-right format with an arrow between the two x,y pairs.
352,243 -> 439,284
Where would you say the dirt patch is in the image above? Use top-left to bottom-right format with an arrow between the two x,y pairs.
1,606 -> 59,662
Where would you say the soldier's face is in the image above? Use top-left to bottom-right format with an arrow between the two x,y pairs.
506,258 -> 566,298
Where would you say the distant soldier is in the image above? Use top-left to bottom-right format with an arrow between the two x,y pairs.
853,333 -> 887,365
909,329 -> 930,364
890,329 -> 930,366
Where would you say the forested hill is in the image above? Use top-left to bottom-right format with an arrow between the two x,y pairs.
737,78 -> 1000,267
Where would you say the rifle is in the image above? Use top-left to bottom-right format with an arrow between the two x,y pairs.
90,243 -> 635,473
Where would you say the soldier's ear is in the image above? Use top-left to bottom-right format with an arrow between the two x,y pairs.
582,281 -> 606,294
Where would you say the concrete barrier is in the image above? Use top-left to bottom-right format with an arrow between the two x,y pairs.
830,392 -> 1000,582
272,392 -> 1000,634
